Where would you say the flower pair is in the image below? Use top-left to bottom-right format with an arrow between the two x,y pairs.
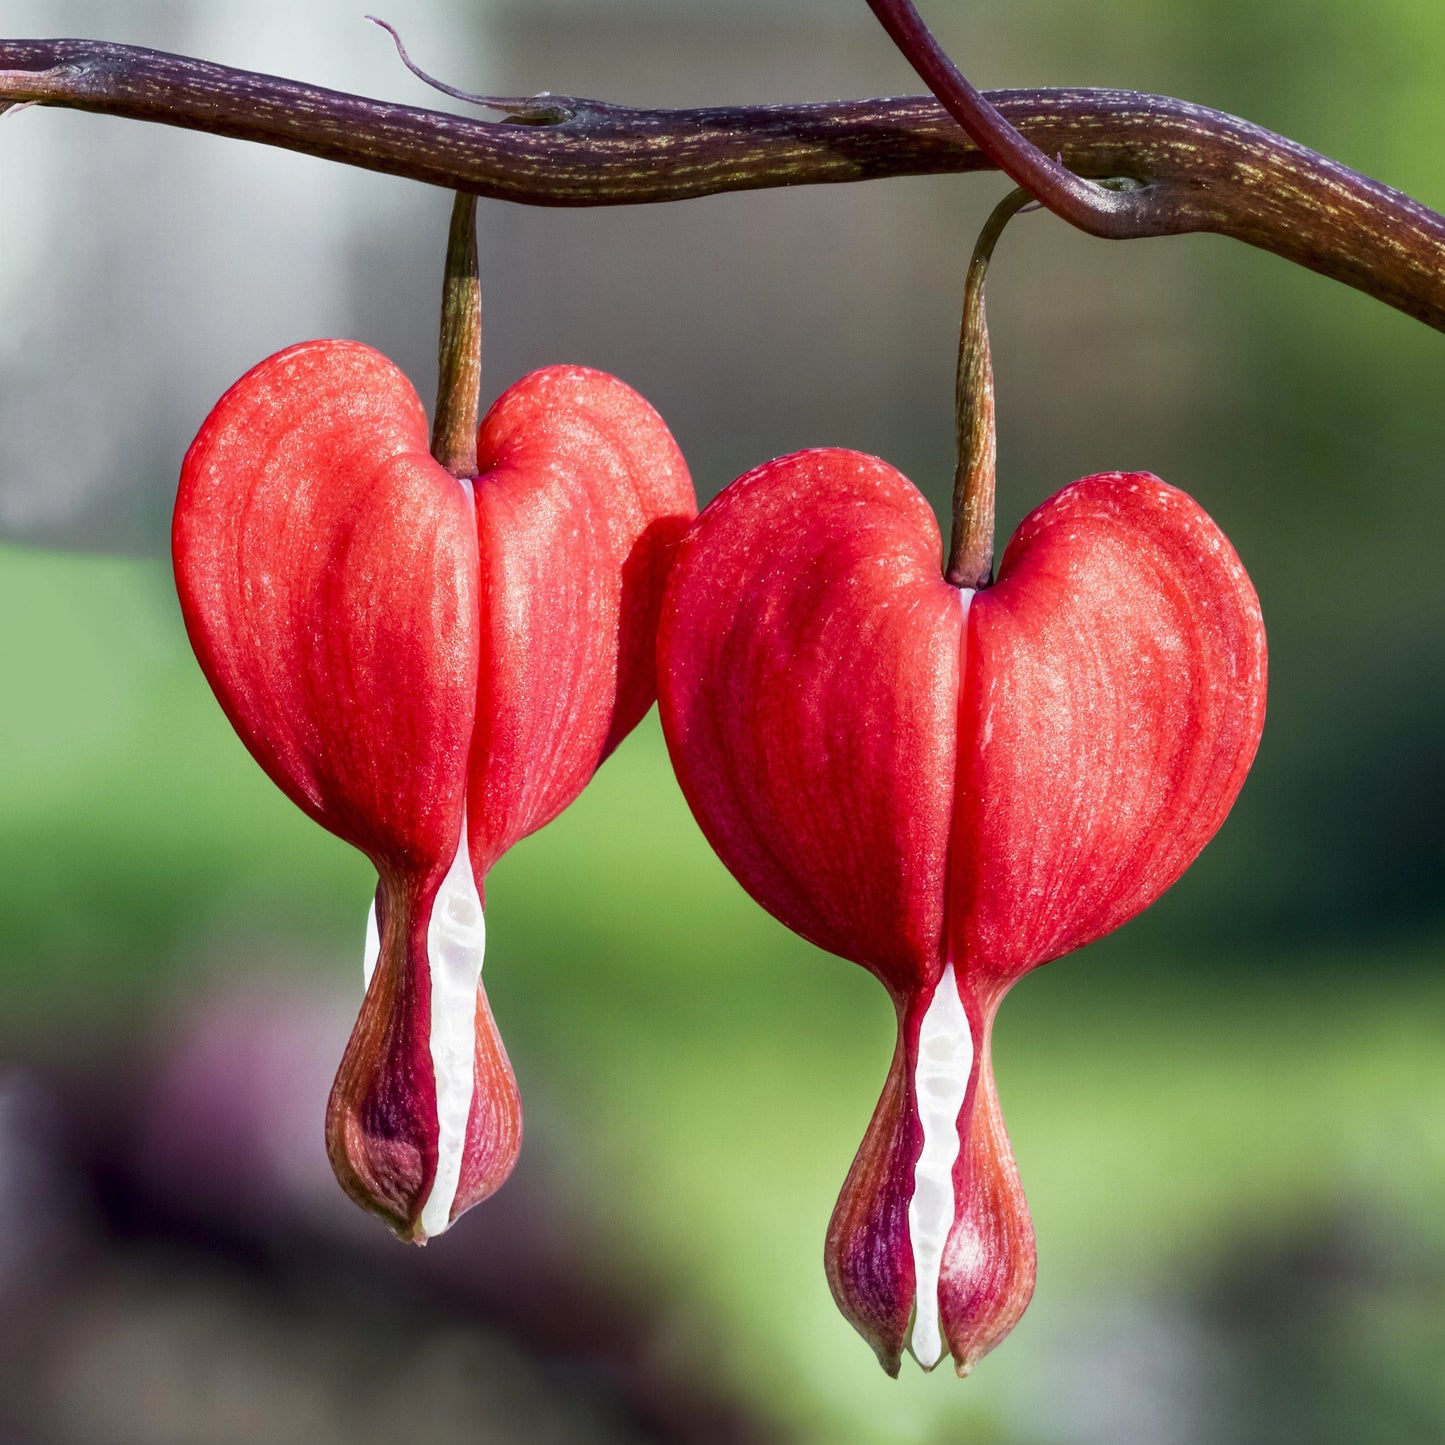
174,341 -> 1264,1374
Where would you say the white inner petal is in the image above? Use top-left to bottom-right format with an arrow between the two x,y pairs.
908,962 -> 974,1369
357,825 -> 486,1238
418,815 -> 486,1240
362,894 -> 381,989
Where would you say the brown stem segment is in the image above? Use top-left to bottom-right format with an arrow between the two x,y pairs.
948,188 -> 1035,589
430,192 -> 481,478
4,42 -> 1445,329
865,0 -> 1162,240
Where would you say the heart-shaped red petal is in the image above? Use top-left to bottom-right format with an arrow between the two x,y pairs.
658,449 -> 1264,1372
468,365 -> 696,872
658,449 -> 962,999
176,343 -> 695,1241
955,472 -> 1268,982
175,341 -> 478,872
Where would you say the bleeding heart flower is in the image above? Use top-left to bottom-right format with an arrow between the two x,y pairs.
174,338 -> 695,1242
656,449 -> 1265,1374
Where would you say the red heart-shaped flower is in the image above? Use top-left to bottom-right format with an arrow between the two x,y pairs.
175,340 -> 695,1241
657,448 -> 1265,1373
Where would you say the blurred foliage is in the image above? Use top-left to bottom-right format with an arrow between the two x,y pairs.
2,541 -> 1443,1442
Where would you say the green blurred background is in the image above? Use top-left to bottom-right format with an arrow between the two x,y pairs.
2,2 -> 1444,1441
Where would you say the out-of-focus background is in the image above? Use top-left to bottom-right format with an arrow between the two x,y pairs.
3,1 -> 1445,1441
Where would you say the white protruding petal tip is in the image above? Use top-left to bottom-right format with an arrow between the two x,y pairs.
416,814 -> 487,1241
362,893 -> 381,989
907,963 -> 974,1371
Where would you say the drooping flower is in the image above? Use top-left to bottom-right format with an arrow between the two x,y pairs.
657,450 -> 1265,1373
175,340 -> 695,1241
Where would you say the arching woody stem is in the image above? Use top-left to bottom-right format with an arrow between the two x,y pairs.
4,39 -> 1445,329
866,0 -> 1173,239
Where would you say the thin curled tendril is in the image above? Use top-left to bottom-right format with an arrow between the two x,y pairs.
365,16 -> 573,124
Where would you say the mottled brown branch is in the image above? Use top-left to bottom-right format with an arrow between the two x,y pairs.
3,38 -> 1445,329
866,0 -> 1161,238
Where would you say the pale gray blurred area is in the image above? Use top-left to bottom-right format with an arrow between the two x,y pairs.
0,0 -> 1210,556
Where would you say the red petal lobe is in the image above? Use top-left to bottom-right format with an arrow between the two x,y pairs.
468,366 -> 696,873
658,449 -> 961,995
952,473 -> 1267,981
174,340 -> 479,874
